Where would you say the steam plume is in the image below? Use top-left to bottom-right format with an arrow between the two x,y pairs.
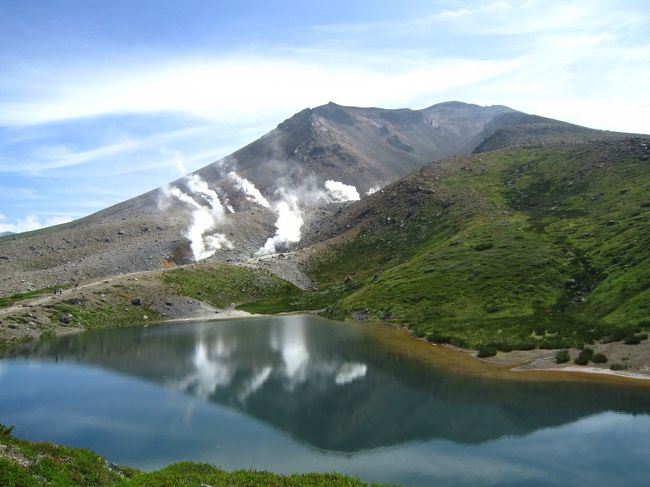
325,180 -> 360,202
161,175 -> 232,261
228,171 -> 271,208
186,174 -> 226,217
259,193 -> 303,255
186,207 -> 233,260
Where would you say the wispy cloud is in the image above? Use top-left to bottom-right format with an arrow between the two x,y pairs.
0,55 -> 518,128
0,125 -> 212,174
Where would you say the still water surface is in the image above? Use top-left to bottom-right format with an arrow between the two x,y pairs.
1,315 -> 649,486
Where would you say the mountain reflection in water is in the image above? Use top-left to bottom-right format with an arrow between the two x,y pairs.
4,315 -> 650,454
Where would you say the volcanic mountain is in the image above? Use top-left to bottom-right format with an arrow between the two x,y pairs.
0,100 -> 585,295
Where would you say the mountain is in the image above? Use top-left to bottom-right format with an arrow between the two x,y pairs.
0,100 -> 567,295
0,232 -> 14,238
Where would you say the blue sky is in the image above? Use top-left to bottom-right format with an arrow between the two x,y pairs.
1,0 -> 648,233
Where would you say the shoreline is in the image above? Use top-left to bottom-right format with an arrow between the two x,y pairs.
1,266 -> 649,386
364,321 -> 650,387
3,309 -> 650,387
512,364 -> 650,381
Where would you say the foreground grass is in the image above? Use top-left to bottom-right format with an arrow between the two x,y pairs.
126,463 -> 387,487
0,425 -> 388,487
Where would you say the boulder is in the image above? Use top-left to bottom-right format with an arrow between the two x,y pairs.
131,297 -> 142,306
58,313 -> 72,324
351,310 -> 370,321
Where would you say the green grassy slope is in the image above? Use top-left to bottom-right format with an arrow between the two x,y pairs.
161,264 -> 311,313
306,139 -> 650,350
0,425 -> 388,487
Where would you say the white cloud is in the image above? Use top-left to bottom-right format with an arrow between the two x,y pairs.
0,56 -> 518,127
0,213 -> 72,234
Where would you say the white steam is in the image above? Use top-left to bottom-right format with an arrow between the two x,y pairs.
161,174 -> 233,261
186,208 -> 233,261
228,171 -> 271,208
325,180 -> 360,202
166,186 -> 202,209
259,193 -> 303,255
366,186 -> 380,195
186,174 -> 226,217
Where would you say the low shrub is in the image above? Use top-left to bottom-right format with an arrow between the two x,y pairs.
555,350 -> 570,364
574,348 -> 594,365
574,355 -> 590,366
624,335 -> 641,345
497,343 -> 513,352
592,353 -> 608,363
580,347 -> 594,359
477,346 -> 497,358
610,363 -> 629,371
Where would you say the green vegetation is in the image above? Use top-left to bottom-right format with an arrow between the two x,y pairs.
45,299 -> 160,330
574,348 -> 593,366
0,424 -> 387,487
301,143 -> 650,350
0,285 -> 70,309
125,463 -> 388,487
592,353 -> 608,363
0,423 -> 136,486
477,346 -> 497,358
161,264 -> 343,313
555,350 -> 570,364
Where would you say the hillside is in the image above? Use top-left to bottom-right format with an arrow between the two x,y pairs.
299,136 -> 650,351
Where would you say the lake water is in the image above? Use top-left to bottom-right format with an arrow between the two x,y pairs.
1,315 -> 649,486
